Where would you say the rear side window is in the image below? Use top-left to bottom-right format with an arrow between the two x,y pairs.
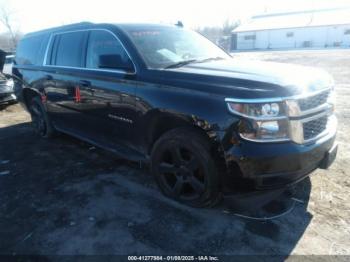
86,30 -> 132,70
52,31 -> 86,67
16,35 -> 48,65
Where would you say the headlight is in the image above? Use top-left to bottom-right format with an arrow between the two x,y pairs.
226,99 -> 289,142
227,101 -> 286,119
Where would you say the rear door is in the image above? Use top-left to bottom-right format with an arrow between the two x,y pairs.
45,30 -> 92,135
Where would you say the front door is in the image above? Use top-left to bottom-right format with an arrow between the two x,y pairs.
76,30 -> 138,150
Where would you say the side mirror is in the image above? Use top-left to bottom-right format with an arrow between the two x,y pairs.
98,54 -> 134,72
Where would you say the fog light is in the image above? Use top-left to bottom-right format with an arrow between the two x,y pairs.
259,121 -> 279,134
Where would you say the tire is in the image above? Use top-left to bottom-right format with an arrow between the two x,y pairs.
29,96 -> 56,138
151,127 -> 221,207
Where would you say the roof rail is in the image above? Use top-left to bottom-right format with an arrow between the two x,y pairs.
25,22 -> 93,37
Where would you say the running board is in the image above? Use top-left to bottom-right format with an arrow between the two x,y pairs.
55,126 -> 147,163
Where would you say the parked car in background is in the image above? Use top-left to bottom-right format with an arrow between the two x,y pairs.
0,75 -> 16,105
13,22 -> 337,207
3,55 -> 14,76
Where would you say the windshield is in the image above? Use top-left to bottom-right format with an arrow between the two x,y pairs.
124,26 -> 231,69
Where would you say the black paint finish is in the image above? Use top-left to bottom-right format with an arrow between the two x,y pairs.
13,22 -> 336,194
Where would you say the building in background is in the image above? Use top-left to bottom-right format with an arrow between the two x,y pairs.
231,8 -> 350,51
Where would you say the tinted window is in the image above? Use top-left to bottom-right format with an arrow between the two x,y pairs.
16,35 -> 47,65
54,31 -> 85,67
86,30 -> 132,71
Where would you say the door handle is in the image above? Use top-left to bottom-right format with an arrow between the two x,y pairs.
79,80 -> 91,87
44,74 -> 53,80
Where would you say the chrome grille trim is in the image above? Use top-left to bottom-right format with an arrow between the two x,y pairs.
298,90 -> 331,111
303,116 -> 328,140
290,88 -> 335,143
289,110 -> 334,144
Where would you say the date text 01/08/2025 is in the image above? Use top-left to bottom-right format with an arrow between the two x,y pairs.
127,256 -> 219,261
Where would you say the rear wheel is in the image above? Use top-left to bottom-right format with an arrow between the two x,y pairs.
29,96 -> 55,138
151,128 -> 221,207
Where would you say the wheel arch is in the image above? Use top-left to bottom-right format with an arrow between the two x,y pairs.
22,88 -> 42,109
144,110 -> 227,177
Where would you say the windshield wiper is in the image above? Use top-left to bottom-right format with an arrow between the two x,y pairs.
164,57 -> 225,69
164,59 -> 198,69
197,57 -> 225,63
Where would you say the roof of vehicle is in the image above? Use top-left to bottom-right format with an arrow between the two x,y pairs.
24,22 -> 94,37
24,22 -> 180,38
116,23 -> 179,30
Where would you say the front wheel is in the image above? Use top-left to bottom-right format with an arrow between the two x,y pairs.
29,96 -> 55,138
151,128 -> 221,207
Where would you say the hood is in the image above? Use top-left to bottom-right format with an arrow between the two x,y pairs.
164,58 -> 334,97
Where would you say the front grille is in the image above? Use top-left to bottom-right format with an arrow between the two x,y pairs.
298,90 -> 331,111
303,115 -> 328,140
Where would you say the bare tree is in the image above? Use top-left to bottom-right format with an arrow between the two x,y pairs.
195,18 -> 240,51
0,6 -> 20,51
222,18 -> 241,36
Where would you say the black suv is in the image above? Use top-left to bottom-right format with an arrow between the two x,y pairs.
13,22 -> 337,207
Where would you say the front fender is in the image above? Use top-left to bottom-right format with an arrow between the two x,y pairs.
135,82 -> 238,132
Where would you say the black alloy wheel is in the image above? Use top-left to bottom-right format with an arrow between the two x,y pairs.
151,128 -> 220,207
29,96 -> 55,138
30,101 -> 47,136
157,146 -> 206,200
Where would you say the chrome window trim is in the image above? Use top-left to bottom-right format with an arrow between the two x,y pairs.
42,64 -> 136,75
42,28 -> 137,75
43,34 -> 53,66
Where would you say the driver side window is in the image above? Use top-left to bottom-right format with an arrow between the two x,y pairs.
86,30 -> 134,72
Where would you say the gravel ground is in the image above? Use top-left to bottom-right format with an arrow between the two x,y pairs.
0,49 -> 349,257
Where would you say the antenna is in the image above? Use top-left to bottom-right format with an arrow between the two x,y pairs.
175,21 -> 184,27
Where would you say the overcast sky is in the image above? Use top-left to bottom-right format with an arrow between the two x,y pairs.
0,0 -> 350,33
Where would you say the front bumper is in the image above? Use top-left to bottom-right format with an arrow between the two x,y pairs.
222,129 -> 337,191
